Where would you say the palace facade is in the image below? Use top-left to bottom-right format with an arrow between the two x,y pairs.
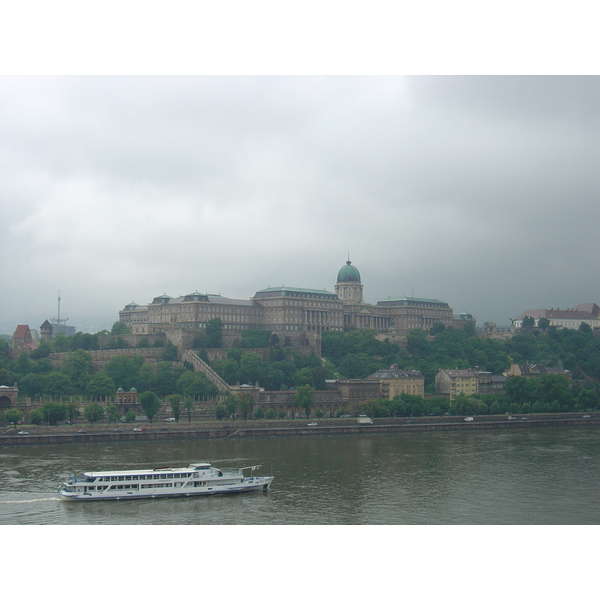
119,260 -> 474,338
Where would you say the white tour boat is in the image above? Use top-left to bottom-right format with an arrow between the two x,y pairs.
58,462 -> 274,501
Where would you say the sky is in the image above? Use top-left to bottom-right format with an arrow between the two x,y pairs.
2,75 -> 599,334
2,6 -> 599,335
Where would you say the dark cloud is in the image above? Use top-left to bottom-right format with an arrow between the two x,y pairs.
1,76 -> 599,333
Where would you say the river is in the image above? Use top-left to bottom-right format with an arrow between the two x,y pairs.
1,426 -> 599,525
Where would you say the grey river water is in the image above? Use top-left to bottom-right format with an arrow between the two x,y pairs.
1,427 -> 600,525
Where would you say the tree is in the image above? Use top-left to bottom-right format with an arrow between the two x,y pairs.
84,403 -> 104,424
85,373 -> 115,400
215,403 -> 228,421
106,403 -> 122,424
111,321 -> 129,335
205,318 -> 223,348
240,394 -> 254,421
161,341 -> 178,362
41,401 -> 67,425
538,317 -> 550,330
29,408 -> 43,426
103,355 -> 141,390
430,322 -> 446,336
296,384 -> 315,419
223,394 -> 238,421
167,394 -> 183,422
42,372 -> 71,399
183,396 -> 195,422
3,408 -> 24,427
239,352 -> 265,385
62,349 -> 93,392
522,316 -> 535,328
64,402 -> 80,424
139,391 -> 162,423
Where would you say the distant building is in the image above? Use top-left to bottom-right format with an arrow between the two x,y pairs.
504,364 -> 572,381
12,325 -> 36,355
513,304 -> 600,330
40,320 -> 53,343
435,369 -> 479,400
367,365 -> 425,398
119,259 -> 475,340
0,384 -> 18,409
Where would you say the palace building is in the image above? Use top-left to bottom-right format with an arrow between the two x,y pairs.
119,259 -> 473,338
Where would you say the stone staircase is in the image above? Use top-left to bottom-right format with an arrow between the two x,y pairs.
182,350 -> 232,394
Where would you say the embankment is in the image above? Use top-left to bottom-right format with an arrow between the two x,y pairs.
1,414 -> 598,446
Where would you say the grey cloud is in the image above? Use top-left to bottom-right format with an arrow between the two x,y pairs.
1,76 -> 599,332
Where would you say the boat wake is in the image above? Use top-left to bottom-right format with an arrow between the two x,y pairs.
0,497 -> 61,504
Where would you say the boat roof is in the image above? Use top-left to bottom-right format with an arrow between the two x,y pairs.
82,463 -> 212,477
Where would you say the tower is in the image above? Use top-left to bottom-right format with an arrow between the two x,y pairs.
335,259 -> 363,303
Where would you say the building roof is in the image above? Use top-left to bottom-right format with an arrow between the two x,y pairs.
438,369 -> 478,377
254,287 -> 338,299
516,308 -> 600,321
367,368 -> 424,380
377,296 -> 450,307
13,325 -> 30,339
337,260 -> 361,283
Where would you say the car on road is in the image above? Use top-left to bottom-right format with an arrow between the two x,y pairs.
583,414 -> 591,418
307,422 -> 318,426
17,431 -> 29,435
78,429 -> 87,434
164,417 -> 176,422
113,428 -> 123,433
133,427 -> 147,431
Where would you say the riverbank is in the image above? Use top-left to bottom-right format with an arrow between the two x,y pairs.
1,413 -> 598,445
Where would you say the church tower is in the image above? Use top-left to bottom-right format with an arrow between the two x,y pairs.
335,259 -> 363,303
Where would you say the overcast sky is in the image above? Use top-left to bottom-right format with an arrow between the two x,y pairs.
2,75 -> 599,334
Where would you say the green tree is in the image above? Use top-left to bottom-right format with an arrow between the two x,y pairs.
85,373 -> 115,400
161,341 -> 178,362
183,396 -> 195,422
111,321 -> 129,335
29,408 -> 43,426
106,403 -> 122,424
522,316 -> 535,328
296,384 -> 315,419
41,401 -> 67,425
62,349 -> 93,392
239,353 -> 265,385
42,372 -> 71,399
19,373 -> 45,399
84,403 -> 104,425
538,317 -> 550,330
205,318 -> 223,348
64,402 -> 80,424
215,403 -> 228,421
240,394 -> 254,421
223,394 -> 238,421
139,391 -> 161,423
3,408 -> 24,427
104,355 -> 142,390
167,394 -> 183,422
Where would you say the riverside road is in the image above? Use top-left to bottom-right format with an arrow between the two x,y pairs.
2,413 -> 598,446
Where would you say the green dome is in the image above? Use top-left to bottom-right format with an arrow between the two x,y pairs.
337,260 -> 361,283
